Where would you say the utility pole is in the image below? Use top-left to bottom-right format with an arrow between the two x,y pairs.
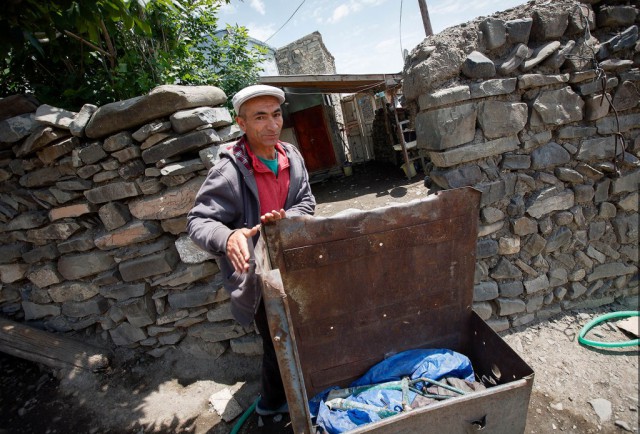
417,0 -> 434,37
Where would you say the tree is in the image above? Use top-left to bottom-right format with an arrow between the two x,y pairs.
0,0 -> 266,110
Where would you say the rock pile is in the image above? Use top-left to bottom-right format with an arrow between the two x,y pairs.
0,85 -> 263,358
403,0 -> 639,330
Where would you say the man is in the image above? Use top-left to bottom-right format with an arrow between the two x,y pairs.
187,84 -> 316,416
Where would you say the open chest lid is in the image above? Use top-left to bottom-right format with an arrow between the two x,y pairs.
259,187 -> 482,399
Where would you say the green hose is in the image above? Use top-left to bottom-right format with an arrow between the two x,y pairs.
230,397 -> 259,434
578,311 -> 639,348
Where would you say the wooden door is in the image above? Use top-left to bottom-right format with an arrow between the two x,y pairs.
291,105 -> 337,173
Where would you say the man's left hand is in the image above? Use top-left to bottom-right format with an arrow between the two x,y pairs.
260,209 -> 286,224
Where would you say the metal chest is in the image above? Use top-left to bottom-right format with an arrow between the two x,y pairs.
256,187 -> 534,433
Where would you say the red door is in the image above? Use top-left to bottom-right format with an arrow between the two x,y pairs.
291,105 -> 337,173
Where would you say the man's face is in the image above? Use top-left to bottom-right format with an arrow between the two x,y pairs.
236,95 -> 283,152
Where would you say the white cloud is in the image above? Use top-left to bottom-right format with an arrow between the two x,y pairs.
218,3 -> 236,14
328,4 -> 351,24
246,22 -> 277,41
250,0 -> 266,15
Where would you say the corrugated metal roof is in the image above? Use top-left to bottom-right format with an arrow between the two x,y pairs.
258,73 -> 402,94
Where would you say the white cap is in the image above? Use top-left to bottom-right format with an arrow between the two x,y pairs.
232,85 -> 285,114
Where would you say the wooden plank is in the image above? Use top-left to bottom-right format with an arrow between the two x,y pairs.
0,317 -> 110,371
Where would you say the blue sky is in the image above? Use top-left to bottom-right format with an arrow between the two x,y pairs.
218,0 -> 527,75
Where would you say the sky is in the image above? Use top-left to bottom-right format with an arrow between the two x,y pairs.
218,0 -> 528,75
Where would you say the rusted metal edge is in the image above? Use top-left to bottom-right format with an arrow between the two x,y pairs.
259,268 -> 314,434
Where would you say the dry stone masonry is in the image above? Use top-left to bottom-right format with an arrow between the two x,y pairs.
403,0 -> 639,331
0,85 -> 264,359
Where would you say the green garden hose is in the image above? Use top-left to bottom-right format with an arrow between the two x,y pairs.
230,397 -> 259,434
578,311 -> 639,348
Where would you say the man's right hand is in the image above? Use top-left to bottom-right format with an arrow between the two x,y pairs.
226,225 -> 260,273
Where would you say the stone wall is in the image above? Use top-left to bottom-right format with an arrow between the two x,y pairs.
0,85 -> 263,358
403,0 -> 639,330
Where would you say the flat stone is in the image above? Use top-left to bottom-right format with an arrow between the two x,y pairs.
136,177 -> 163,195
209,388 -> 243,422
19,167 -> 62,188
109,322 -> 147,346
611,169 -> 640,195
555,167 -> 583,183
518,73 -> 569,89
531,142 -> 571,169
118,248 -> 179,282
430,164 -> 482,190
170,107 -> 232,134
498,43 -> 528,75
22,244 -> 59,264
480,18 -> 506,50
85,85 -> 227,138
120,295 -> 156,327
157,330 -> 185,346
55,178 -> 93,191
416,103 -> 477,151
588,398 -> 612,423
584,93 -> 611,121
532,9 -> 568,40
160,159 -> 205,177
216,124 -> 243,143
530,87 -> 583,127
112,146 -> 141,164
22,301 -> 60,320
26,263 -> 62,288
132,120 -> 172,142
498,237 -> 520,255
85,182 -> 141,204
524,274 -> 549,294
100,282 -> 148,301
95,220 -> 162,250
69,104 -> 97,138
491,258 -> 523,280
118,159 -> 146,180
199,145 -> 224,170
77,142 -> 107,165
57,251 -> 115,280
26,222 -> 81,241
575,77 -> 618,96
129,176 -> 205,220
501,154 -> 530,170
161,217 -> 187,235
179,335 -> 226,359
526,188 -> 575,218
596,114 -> 640,135
141,128 -> 220,164
62,296 -> 109,318
543,41 -> 576,69
558,126 -> 597,139
478,101 -> 527,139
167,285 -> 218,309
206,302 -> 234,322
613,81 -> 639,111
102,131 -> 133,153
57,232 -> 98,253
156,309 -> 189,325
34,104 -> 77,130
151,262 -> 219,287
521,41 -> 561,71
577,136 -> 617,162
497,298 -> 525,316
461,51 -> 495,79
188,321 -> 246,343
175,235 -> 214,264
16,126 -> 71,157
429,135 -> 519,168
506,18 -> 532,44
545,227 -> 572,253
37,137 -> 79,164
1,211 -> 47,232
597,6 -> 638,27
521,130 -> 552,151
587,263 -> 637,282
0,263 -> 29,283
92,170 -> 119,183
0,113 -> 38,143
48,203 -> 96,221
0,94 -> 38,120
512,217 -> 537,236
48,281 -> 99,303
469,78 -> 517,99
98,202 -> 131,231
500,281 -> 524,298
141,132 -> 174,150
230,335 -> 262,356
418,85 -> 470,110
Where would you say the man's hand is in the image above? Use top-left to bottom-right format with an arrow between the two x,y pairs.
261,209 -> 286,224
226,225 -> 260,273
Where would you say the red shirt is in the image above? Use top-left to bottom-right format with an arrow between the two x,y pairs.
245,142 -> 291,215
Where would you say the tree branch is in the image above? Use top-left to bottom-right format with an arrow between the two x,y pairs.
99,20 -> 117,69
63,30 -> 112,58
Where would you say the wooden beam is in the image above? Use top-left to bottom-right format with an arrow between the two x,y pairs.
0,317 -> 110,371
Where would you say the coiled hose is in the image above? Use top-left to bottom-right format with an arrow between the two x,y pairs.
230,397 -> 259,434
578,311 -> 639,348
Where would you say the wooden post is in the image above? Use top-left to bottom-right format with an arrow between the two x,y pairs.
418,0 -> 434,37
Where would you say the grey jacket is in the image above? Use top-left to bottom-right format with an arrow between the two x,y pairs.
187,137 -> 315,325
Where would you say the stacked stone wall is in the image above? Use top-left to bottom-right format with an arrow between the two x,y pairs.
0,85 -> 263,358
403,0 -> 639,330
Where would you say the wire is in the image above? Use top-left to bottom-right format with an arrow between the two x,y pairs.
399,0 -> 404,62
264,0 -> 306,43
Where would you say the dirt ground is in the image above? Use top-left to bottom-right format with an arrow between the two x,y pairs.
1,161 -> 638,434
